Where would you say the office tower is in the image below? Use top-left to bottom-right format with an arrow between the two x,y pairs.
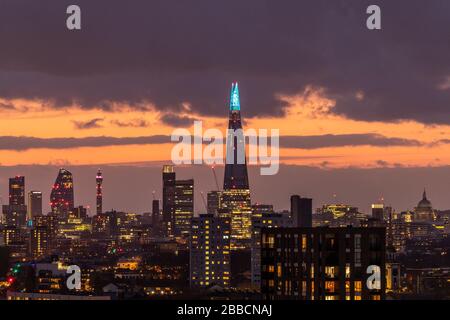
34,214 -> 58,247
3,176 -> 27,228
3,226 -> 21,245
174,179 -> 194,237
152,200 -> 160,236
96,169 -> 103,215
9,176 -> 25,206
162,165 -> 176,237
2,205 -> 27,229
50,169 -> 74,218
372,203 -> 385,221
190,214 -> 231,288
261,227 -> 386,300
207,191 -> 221,215
30,226 -> 49,259
251,212 -> 291,288
290,195 -> 312,228
27,191 -> 43,221
221,83 -> 252,250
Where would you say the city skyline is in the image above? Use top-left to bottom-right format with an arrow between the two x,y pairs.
1,1 -> 450,302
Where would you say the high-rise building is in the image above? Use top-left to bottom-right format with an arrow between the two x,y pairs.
251,212 -> 291,288
261,227 -> 386,300
3,176 -> 27,228
3,225 -> 21,246
50,169 -> 74,218
30,226 -> 49,259
34,214 -> 58,248
221,83 -> 252,250
96,169 -> 103,215
291,195 -> 312,228
162,165 -> 176,236
174,179 -> 194,237
9,176 -> 25,206
2,205 -> 27,228
28,191 -> 43,221
371,203 -> 385,221
190,214 -> 231,288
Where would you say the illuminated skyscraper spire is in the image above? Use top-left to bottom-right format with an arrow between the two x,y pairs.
224,82 -> 249,189
230,82 -> 241,111
222,82 -> 251,250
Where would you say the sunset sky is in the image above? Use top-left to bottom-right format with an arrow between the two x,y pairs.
1,0 -> 450,214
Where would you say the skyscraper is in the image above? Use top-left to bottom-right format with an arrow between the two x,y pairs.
221,83 -> 252,250
162,165 -> 176,237
30,226 -> 49,259
28,191 -> 43,221
2,176 -> 27,227
174,179 -> 194,237
96,169 -> 103,215
9,176 -> 25,206
290,195 -> 312,228
50,169 -> 74,218
190,214 -> 231,288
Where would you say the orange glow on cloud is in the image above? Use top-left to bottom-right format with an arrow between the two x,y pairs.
0,91 -> 449,168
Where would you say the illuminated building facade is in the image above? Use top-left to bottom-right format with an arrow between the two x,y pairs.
314,204 -> 367,227
190,214 -> 231,288
251,212 -> 291,288
9,176 -> 25,206
50,169 -> 74,218
221,83 -> 252,250
251,204 -> 274,219
162,165 -> 176,236
27,191 -> 43,222
261,227 -> 386,300
96,169 -> 103,215
174,179 -> 194,237
2,176 -> 27,228
30,226 -> 49,258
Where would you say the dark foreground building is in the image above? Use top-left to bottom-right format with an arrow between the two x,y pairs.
261,227 -> 386,300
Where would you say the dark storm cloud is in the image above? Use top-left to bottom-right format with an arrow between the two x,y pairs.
0,133 -> 430,151
72,118 -> 103,129
160,113 -> 198,127
0,135 -> 171,151
0,0 -> 449,123
110,119 -> 150,128
280,134 -> 423,149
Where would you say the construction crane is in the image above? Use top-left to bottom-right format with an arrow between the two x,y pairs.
211,166 -> 220,191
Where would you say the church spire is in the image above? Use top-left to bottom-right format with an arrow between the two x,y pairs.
230,82 -> 241,111
423,188 -> 427,200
